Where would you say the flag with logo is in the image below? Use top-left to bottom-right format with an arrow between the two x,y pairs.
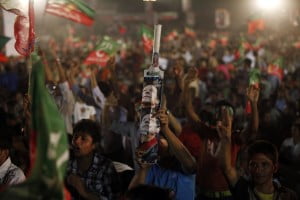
46,0 -> 95,26
83,36 -> 120,67
268,57 -> 284,81
0,53 -> 69,199
140,25 -> 153,54
0,0 -> 35,56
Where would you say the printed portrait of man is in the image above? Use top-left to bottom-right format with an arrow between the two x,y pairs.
139,114 -> 160,143
142,85 -> 160,108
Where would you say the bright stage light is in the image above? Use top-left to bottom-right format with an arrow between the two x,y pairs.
255,0 -> 283,10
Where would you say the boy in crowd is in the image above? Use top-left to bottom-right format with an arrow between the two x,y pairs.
217,108 -> 298,200
66,119 -> 120,200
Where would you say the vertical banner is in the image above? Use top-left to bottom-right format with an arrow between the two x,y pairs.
2,11 -> 19,56
138,25 -> 164,164
215,8 -> 230,29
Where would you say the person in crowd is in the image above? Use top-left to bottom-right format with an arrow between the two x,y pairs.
180,70 -> 259,200
217,107 -> 298,200
0,130 -> 26,191
66,119 -> 121,200
129,108 -> 196,200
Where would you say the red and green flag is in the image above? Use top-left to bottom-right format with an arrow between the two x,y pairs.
268,57 -> 284,81
46,0 -> 95,26
140,25 -> 153,54
163,30 -> 178,42
235,36 -> 250,60
0,53 -> 69,199
0,0 -> 35,56
248,13 -> 265,34
83,36 -> 120,67
184,27 -> 196,38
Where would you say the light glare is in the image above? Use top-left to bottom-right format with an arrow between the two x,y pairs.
256,0 -> 282,10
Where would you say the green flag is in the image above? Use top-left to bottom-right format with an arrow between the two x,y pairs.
0,53 -> 69,199
0,35 -> 10,50
249,68 -> 261,86
83,36 -> 120,66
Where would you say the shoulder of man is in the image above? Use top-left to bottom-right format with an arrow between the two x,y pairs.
3,164 -> 25,185
275,182 -> 298,200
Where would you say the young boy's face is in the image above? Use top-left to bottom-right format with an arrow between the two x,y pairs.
72,132 -> 96,157
248,153 -> 277,186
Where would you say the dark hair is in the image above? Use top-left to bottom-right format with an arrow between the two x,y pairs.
98,81 -> 113,97
73,119 -> 101,144
244,58 -> 252,66
248,140 -> 278,164
125,185 -> 172,200
0,133 -> 12,150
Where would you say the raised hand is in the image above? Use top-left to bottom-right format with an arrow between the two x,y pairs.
216,107 -> 233,140
246,85 -> 260,103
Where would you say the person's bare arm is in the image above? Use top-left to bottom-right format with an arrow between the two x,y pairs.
216,107 -> 239,187
38,48 -> 53,82
244,85 -> 260,143
128,151 -> 151,189
158,109 -> 197,174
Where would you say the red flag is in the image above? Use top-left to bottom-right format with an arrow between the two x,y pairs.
1,0 -> 35,56
248,19 -> 265,34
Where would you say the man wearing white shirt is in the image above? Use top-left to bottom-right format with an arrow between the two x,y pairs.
0,133 -> 25,191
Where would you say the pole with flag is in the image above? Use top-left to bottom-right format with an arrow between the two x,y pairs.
0,53 -> 69,199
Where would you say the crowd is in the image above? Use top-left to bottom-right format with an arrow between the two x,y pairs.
0,26 -> 300,200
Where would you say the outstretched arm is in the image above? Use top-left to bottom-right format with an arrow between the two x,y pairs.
217,107 -> 239,187
158,109 -> 196,174
243,85 -> 260,143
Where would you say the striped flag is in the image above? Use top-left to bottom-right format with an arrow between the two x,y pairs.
46,0 -> 95,26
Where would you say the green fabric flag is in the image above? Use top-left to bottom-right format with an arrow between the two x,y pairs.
83,36 -> 120,66
0,53 -> 69,200
46,0 -> 95,26
249,68 -> 261,86
140,25 -> 153,53
0,35 -> 10,50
